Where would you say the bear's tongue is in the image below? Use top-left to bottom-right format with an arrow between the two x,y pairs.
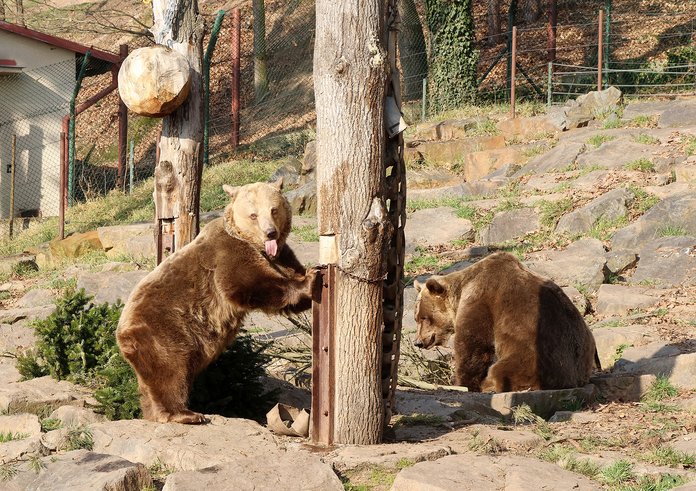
265,239 -> 278,258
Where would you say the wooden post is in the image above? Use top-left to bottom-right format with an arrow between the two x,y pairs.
314,0 -> 391,445
231,8 -> 241,149
547,0 -> 557,62
8,135 -> 16,239
117,44 -> 129,190
598,9 -> 604,92
510,26 -> 517,118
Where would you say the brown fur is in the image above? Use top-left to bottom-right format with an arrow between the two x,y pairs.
413,252 -> 597,392
116,181 -> 316,424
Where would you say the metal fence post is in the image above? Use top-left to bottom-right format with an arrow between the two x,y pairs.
604,0 -> 611,87
203,10 -> 225,166
231,8 -> 241,149
9,135 -> 16,239
547,62 -> 553,107
128,139 -> 135,194
421,77 -> 427,121
597,9 -> 604,92
510,26 -> 517,118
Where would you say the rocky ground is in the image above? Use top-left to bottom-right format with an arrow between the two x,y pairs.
1,90 -> 696,490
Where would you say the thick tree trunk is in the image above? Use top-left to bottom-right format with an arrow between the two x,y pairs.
314,0 -> 390,444
151,0 -> 204,250
252,0 -> 269,102
487,0 -> 501,43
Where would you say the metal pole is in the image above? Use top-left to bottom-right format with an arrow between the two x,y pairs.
547,0 -> 557,62
421,78 -> 427,121
9,135 -> 16,239
117,44 -> 129,190
510,26 -> 517,118
59,130 -> 66,240
506,0 -> 518,96
597,9 -> 604,92
231,8 -> 241,149
547,61 -> 553,107
203,10 -> 225,166
604,0 -> 611,87
128,139 -> 134,194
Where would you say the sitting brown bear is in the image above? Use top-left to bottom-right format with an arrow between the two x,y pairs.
413,252 -> 598,392
116,181 -> 316,424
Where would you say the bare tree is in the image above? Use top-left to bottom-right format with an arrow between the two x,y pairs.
314,0 -> 391,444
151,0 -> 204,250
523,0 -> 543,22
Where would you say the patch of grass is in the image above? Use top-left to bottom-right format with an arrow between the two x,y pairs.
472,210 -> 495,232
629,115 -> 659,128
621,474 -> 687,491
455,204 -> 477,220
468,432 -> 504,454
624,158 -> 655,172
577,164 -> 605,177
46,276 -> 78,292
404,252 -> 440,274
685,136 -> 696,156
587,134 -> 616,147
613,343 -> 632,364
639,446 -> 695,468
642,376 -> 678,402
0,463 -> 19,481
148,459 -> 176,481
396,458 -> 416,470
657,225 -> 688,237
511,403 -> 555,440
538,198 -> 573,229
588,215 -> 629,241
599,460 -> 634,486
603,117 -> 624,129
394,413 -> 446,427
538,445 -> 601,478
495,198 -> 523,212
628,185 -> 660,214
0,431 -> 29,443
522,145 -> 547,158
469,119 -> 499,136
40,418 -> 62,432
634,134 -> 660,145
292,225 -> 319,242
367,467 -> 397,487
64,425 -> 94,451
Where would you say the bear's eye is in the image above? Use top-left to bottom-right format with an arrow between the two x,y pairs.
271,207 -> 278,215
250,213 -> 258,220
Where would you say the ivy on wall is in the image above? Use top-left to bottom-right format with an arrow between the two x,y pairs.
425,0 -> 479,111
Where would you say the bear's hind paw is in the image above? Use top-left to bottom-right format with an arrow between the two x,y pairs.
160,410 -> 209,425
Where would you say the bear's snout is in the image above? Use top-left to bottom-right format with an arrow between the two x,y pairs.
265,227 -> 278,240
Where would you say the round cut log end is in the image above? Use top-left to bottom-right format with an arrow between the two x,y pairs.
118,45 -> 191,118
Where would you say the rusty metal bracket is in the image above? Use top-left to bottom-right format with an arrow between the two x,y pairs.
311,264 -> 336,445
156,218 -> 176,265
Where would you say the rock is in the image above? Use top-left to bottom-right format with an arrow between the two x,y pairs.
469,425 -> 544,451
407,184 -> 471,201
24,243 -> 55,269
0,435 -> 42,462
3,449 -> 152,491
592,325 -> 658,370
0,322 -> 37,352
461,147 -> 524,182
327,442 -> 452,472
575,139 -> 654,170
413,119 -> 479,141
658,101 -> 696,128
604,251 -> 638,274
556,188 -> 633,235
525,239 -> 607,291
405,136 -> 506,168
548,411 -> 599,423
590,373 -> 657,402
0,413 -> 41,437
269,157 -> 301,186
97,223 -> 156,259
479,208 -> 540,245
407,167 -> 460,190
670,432 -> 696,455
49,405 -> 106,427
674,160 -> 696,183
623,100 -> 675,120
613,347 -> 696,390
91,416 -> 282,471
0,253 -> 37,275
561,286 -> 588,315
77,270 -> 148,305
300,140 -> 317,184
571,170 -> 612,191
391,453 -> 601,491
163,450 -> 343,491
0,306 -> 55,325
406,208 -> 474,254
496,115 -> 559,138
15,288 -> 56,308
643,181 -> 692,200
487,385 -> 596,420
49,231 -> 102,259
0,376 -> 91,414
565,86 -> 623,129
284,180 -> 316,215
630,237 -> 696,287
594,284 -> 659,316
516,141 -> 586,175
612,192 -> 696,250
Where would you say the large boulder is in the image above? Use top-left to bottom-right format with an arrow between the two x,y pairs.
516,141 -> 586,175
556,188 -> 634,235
658,101 -> 696,128
97,223 -> 157,260
594,284 -> 659,317
630,237 -> 696,287
77,270 -> 148,305
49,231 -> 102,259
479,208 -> 540,245
525,238 -> 606,291
405,207 -> 474,254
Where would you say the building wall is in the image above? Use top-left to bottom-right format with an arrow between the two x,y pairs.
0,32 -> 74,219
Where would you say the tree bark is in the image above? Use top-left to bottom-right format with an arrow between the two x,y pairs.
151,0 -> 204,250
314,0 -> 390,444
252,0 -> 269,102
486,0 -> 501,44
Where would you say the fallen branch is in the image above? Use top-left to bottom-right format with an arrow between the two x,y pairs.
399,376 -> 469,392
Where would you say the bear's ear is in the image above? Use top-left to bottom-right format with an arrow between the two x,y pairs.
272,177 -> 284,191
222,184 -> 240,199
425,277 -> 447,296
413,279 -> 422,293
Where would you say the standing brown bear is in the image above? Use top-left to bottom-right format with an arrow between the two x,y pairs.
413,252 -> 598,392
116,181 -> 316,424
